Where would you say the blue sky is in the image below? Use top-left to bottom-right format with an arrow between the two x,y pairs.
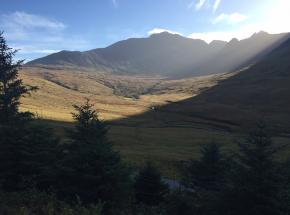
1,0 -> 289,61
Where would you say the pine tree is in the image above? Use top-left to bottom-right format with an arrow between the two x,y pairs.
0,32 -> 36,123
185,142 -> 228,215
134,162 -> 169,206
58,99 -> 131,209
225,121 -> 288,215
0,32 -> 58,192
186,142 -> 226,192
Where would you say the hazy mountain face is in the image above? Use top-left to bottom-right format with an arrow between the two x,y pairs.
27,31 -> 289,78
178,36 -> 290,130
196,36 -> 290,107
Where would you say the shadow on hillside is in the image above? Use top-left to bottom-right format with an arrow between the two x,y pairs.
110,35 -> 290,135
38,34 -> 290,136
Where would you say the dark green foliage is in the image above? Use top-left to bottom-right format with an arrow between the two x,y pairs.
134,162 -> 169,206
133,205 -> 165,215
0,189 -> 103,215
68,100 -> 108,145
163,191 -> 196,215
58,99 -> 131,209
0,32 -> 58,192
224,121 -> 288,215
185,142 -> 227,215
0,123 -> 59,192
0,32 -> 36,123
186,142 -> 226,192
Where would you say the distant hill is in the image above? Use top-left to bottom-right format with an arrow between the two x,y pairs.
26,31 -> 289,78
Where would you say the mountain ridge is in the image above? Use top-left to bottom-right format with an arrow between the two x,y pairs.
27,31 -> 290,78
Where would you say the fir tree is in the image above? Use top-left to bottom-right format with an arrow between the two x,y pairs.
185,142 -> 228,215
0,32 -> 58,192
58,99 -> 131,209
225,121 -> 288,215
134,162 -> 168,206
0,32 -> 36,123
186,142 -> 226,192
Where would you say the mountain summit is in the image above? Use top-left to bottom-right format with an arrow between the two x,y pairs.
27,31 -> 289,78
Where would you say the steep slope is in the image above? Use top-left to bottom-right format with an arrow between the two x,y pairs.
161,36 -> 290,131
195,35 -> 290,109
27,32 -> 289,78
111,36 -> 290,133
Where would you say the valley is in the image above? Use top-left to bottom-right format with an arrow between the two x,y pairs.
16,32 -> 290,177
20,59 -> 290,177
20,66 -> 230,122
2,1 -> 290,213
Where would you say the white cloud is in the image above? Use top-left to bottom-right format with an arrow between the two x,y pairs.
11,45 -> 61,54
262,0 -> 290,34
213,0 -> 221,12
147,28 -> 182,36
212,13 -> 248,24
148,26 -> 256,43
188,31 -> 245,43
0,11 -> 90,60
188,21 -> 274,43
2,11 -> 66,30
195,0 -> 206,10
188,0 -> 206,10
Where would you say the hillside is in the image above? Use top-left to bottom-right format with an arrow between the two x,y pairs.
122,36 -> 290,133
27,31 -> 289,78
20,66 -> 229,122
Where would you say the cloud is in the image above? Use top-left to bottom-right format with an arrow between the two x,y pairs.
213,0 -> 221,12
2,11 -> 66,30
188,31 -> 244,43
188,0 -> 206,10
12,45 -> 61,54
195,0 -> 206,10
263,0 -> 290,34
188,21 -> 274,43
212,13 -> 248,24
148,26 -> 257,44
188,0 -> 220,12
0,11 -> 90,61
147,28 -> 182,36
151,0 -> 290,44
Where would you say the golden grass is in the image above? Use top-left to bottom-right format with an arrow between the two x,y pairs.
20,67 -> 227,122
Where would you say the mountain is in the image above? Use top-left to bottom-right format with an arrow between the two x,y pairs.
136,35 -> 290,132
27,31 -> 289,78
194,35 -> 290,112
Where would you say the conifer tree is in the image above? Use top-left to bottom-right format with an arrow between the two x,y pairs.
134,162 -> 168,206
58,99 -> 131,210
186,142 -> 226,191
185,142 -> 227,215
0,32 -> 36,123
225,121 -> 288,215
0,32 -> 58,192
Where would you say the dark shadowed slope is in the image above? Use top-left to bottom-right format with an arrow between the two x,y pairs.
112,36 -> 290,133
27,32 -> 288,78
193,34 -> 290,114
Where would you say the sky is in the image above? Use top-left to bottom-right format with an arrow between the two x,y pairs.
0,0 -> 290,61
